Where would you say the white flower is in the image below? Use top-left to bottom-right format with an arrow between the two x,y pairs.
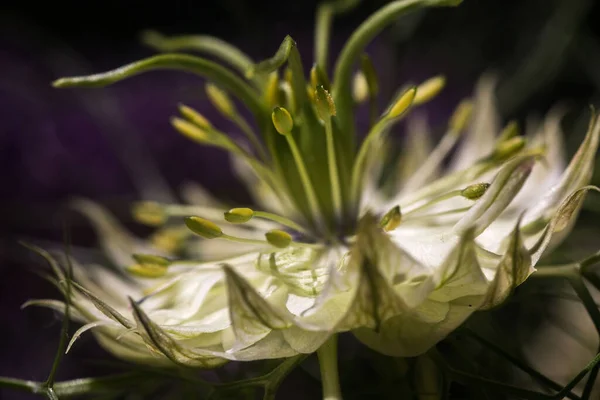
35,0 -> 599,370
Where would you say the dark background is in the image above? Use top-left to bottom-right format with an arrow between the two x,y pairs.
2,0 -> 600,398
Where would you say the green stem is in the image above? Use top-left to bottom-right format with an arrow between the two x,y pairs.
315,4 -> 334,69
141,31 -> 255,77
324,118 -> 343,218
317,335 -> 342,400
254,211 -> 309,234
332,0 -> 462,143
53,54 -> 267,119
529,264 -> 579,279
0,377 -> 40,394
285,133 -> 324,226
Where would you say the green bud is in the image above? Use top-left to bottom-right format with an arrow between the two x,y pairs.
206,83 -> 235,117
185,216 -> 223,239
272,106 -> 294,134
132,201 -> 166,226
224,207 -> 254,223
379,206 -> 402,232
265,229 -> 292,248
413,76 -> 445,105
461,183 -> 490,200
315,85 -> 336,120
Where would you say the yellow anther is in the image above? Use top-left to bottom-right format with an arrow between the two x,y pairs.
132,253 -> 171,267
132,201 -> 166,226
272,106 -> 294,134
449,100 -> 474,132
413,76 -> 445,105
185,216 -> 223,239
265,72 -> 280,107
491,137 -> 526,161
388,87 -> 416,119
461,183 -> 490,200
126,263 -> 168,279
352,71 -> 369,103
224,207 -> 254,223
498,121 -> 519,142
178,104 -> 212,129
265,229 -> 293,248
150,227 -> 187,253
205,83 -> 235,117
171,117 -> 210,143
379,206 -> 402,232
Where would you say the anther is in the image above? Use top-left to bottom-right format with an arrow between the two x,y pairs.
185,216 -> 223,239
460,183 -> 490,200
380,206 -> 402,232
413,76 -> 445,105
132,201 -> 167,226
265,229 -> 293,248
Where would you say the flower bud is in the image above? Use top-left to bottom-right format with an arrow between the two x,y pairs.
224,207 -> 254,223
272,106 -> 294,135
265,229 -> 292,248
178,104 -> 212,129
185,216 -> 223,239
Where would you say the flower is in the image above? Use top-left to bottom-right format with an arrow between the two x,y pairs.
34,0 -> 599,371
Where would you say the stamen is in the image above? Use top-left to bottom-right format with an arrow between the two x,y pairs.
404,182 -> 490,217
461,183 -> 491,200
174,108 -> 283,199
185,216 -> 320,249
132,201 -> 167,226
205,83 -> 268,160
265,229 -> 293,248
126,254 -> 171,278
184,216 -> 223,239
352,71 -> 369,103
315,86 -> 343,218
351,87 -> 417,205
265,72 -> 280,107
413,76 -> 445,105
272,107 -> 324,225
488,136 -> 527,162
497,121 -> 519,143
224,207 -> 309,234
379,206 -> 402,232
360,54 -> 379,127
178,104 -> 212,129
401,100 -> 474,192
150,226 -> 190,254
403,207 -> 472,224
